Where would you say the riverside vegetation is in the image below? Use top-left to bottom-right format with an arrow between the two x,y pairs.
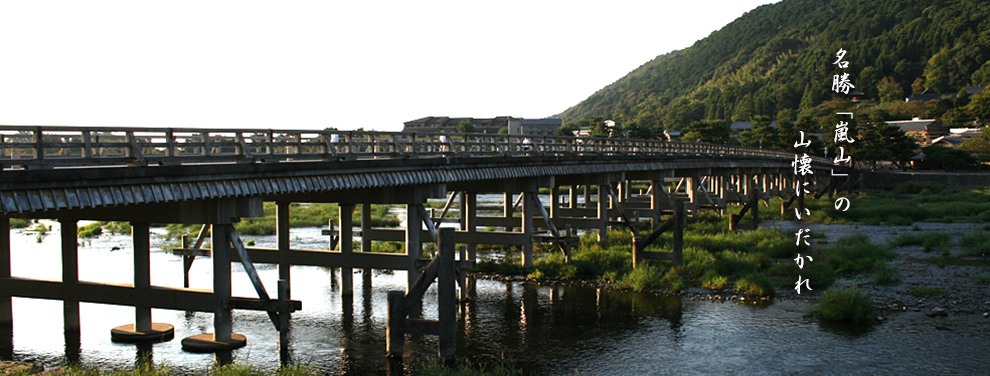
474,186 -> 990,324
65,202 -> 401,242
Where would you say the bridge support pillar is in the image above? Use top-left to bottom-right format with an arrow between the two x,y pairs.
179,202 -> 251,359
58,219 -> 80,362
717,175 -> 727,216
521,191 -> 535,268
685,177 -> 699,216
277,202 -> 291,298
60,220 -> 80,335
339,204 -> 355,296
1,218 -> 9,320
549,186 -> 560,219
110,223 -> 175,343
651,180 -> 664,226
751,179 -> 760,226
568,186 -> 577,209
460,192 -> 477,300
460,192 -> 477,266
597,185 -> 608,242
277,203 -> 296,364
503,193 -> 515,231
583,186 -> 592,210
361,203 -> 373,290
1,218 -> 11,343
406,203 -> 422,292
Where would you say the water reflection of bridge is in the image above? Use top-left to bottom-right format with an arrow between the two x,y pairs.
0,126 -> 845,365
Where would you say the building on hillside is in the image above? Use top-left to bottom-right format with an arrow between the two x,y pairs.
508,118 -> 563,136
729,121 -> 778,134
402,116 -> 520,134
930,128 -> 985,148
905,86 -> 985,102
929,135 -> 965,147
885,118 -> 948,145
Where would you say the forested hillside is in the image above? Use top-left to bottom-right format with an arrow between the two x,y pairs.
559,0 -> 990,132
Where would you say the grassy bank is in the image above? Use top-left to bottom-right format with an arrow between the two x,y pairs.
474,210 -> 896,297
159,202 -> 401,240
763,186 -> 990,225
234,202 -> 400,236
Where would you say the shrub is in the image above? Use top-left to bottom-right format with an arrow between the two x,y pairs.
572,247 -> 632,277
767,260 -> 835,290
621,264 -> 665,292
812,286 -> 876,324
871,261 -> 901,285
960,232 -> 990,256
815,234 -> 890,274
734,272 -> 774,296
527,269 -> 544,280
534,255 -> 578,279
680,247 -> 716,278
921,232 -> 951,254
886,215 -> 912,226
700,270 -> 727,290
716,250 -> 763,277
9,218 -> 30,229
371,241 -> 404,254
660,269 -> 685,292
103,221 -> 132,234
78,222 -> 104,238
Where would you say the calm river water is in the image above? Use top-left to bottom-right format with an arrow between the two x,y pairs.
4,222 -> 989,375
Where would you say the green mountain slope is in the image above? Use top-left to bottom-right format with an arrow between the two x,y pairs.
559,0 -> 990,129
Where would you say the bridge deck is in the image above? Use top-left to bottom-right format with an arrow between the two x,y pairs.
0,126 -> 837,216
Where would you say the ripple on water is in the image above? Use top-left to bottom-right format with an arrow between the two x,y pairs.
6,228 -> 990,375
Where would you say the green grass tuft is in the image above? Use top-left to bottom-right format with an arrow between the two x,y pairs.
960,232 -> 990,256
921,232 -> 951,254
814,234 -> 890,274
812,286 -> 876,324
908,286 -> 946,298
78,222 -> 104,238
733,272 -> 774,296
621,263 -> 665,292
871,261 -> 901,285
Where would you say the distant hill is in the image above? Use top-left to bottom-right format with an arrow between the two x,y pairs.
558,0 -> 990,129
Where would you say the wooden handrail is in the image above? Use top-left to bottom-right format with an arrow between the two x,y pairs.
0,125 -> 833,170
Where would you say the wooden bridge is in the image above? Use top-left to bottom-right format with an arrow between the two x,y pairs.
0,126 -> 844,365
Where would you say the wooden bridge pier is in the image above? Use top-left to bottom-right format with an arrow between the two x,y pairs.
1,218 -> 11,360
0,126 -> 841,365
0,198 -> 303,365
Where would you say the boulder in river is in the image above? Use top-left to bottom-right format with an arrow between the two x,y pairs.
926,307 -> 948,317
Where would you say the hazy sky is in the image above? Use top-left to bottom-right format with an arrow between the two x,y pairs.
0,0 -> 779,131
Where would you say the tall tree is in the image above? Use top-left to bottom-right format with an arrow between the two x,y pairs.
877,76 -> 903,103
457,120 -> 475,133
683,120 -> 730,144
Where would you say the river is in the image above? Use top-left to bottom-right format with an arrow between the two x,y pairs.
5,203 -> 990,375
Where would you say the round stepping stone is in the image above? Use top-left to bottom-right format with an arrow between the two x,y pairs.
110,323 -> 175,343
181,333 -> 247,353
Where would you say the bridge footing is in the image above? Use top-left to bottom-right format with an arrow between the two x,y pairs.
110,323 -> 175,343
181,333 -> 248,353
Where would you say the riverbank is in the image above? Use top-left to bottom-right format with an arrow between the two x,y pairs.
471,187 -> 990,327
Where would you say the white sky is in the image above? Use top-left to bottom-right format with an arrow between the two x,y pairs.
0,0 -> 779,131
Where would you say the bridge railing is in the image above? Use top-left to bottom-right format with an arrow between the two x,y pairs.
0,125 -> 829,170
